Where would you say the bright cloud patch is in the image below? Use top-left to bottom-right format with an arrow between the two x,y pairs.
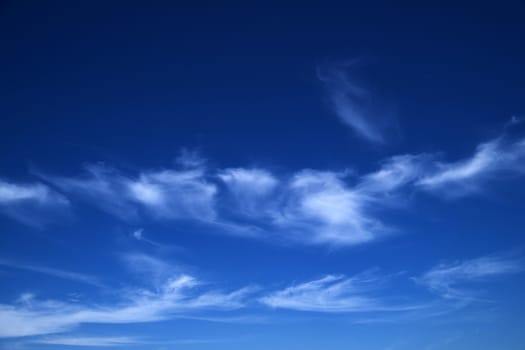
274,170 -> 380,245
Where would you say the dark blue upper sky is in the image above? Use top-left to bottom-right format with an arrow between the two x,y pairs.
1,1 -> 525,349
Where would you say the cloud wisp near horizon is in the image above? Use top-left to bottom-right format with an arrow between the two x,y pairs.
0,269 -> 254,338
0,252 -> 520,341
415,254 -> 523,301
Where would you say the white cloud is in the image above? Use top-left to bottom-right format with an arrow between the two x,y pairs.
219,168 -> 278,196
0,260 -> 104,288
260,275 -> 377,312
0,273 -> 253,338
33,336 -> 137,347
260,272 -> 417,313
0,179 -> 69,225
417,136 -> 525,196
0,253 -> 519,338
128,169 -> 217,220
217,168 -> 394,246
42,164 -> 138,220
358,155 -> 431,194
42,163 -> 394,246
21,131 -> 525,246
30,335 -> 239,347
175,148 -> 207,169
120,252 -> 180,287
0,181 -> 52,203
416,254 -> 522,300
131,228 -> 161,247
45,163 -> 216,221
218,168 -> 278,216
274,170 -> 381,245
132,228 -> 144,240
317,61 -> 396,144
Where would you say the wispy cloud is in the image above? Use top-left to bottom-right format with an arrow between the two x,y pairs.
357,154 -> 431,194
131,228 -> 145,241
119,252 -> 181,287
16,129 -> 525,246
0,273 -> 254,338
0,260 -> 104,288
218,168 -> 279,216
0,179 -> 68,225
30,335 -> 239,347
417,136 -> 525,197
40,164 -> 394,246
272,170 -> 384,245
131,228 -> 163,248
0,181 -> 57,204
218,167 -> 405,245
128,168 -> 217,220
416,254 -> 522,301
351,254 -> 523,325
43,163 -> 216,221
260,253 -> 522,319
0,252 -> 519,338
317,60 -> 397,144
260,272 -> 417,313
33,336 -> 137,347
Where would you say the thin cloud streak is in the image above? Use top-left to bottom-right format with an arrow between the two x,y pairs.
33,336 -> 138,347
131,228 -> 163,248
0,180 -> 66,205
417,136 -> 525,197
30,335 -> 240,347
0,252 -> 520,338
416,254 -> 522,301
355,254 -> 523,324
260,272 -> 420,313
0,273 -> 254,338
317,61 -> 397,144
0,260 -> 104,288
0,179 -> 69,225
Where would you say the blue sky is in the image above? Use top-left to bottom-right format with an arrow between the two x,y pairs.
1,1 -> 525,349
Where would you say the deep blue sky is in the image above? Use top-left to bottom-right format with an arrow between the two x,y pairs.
1,1 -> 525,349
